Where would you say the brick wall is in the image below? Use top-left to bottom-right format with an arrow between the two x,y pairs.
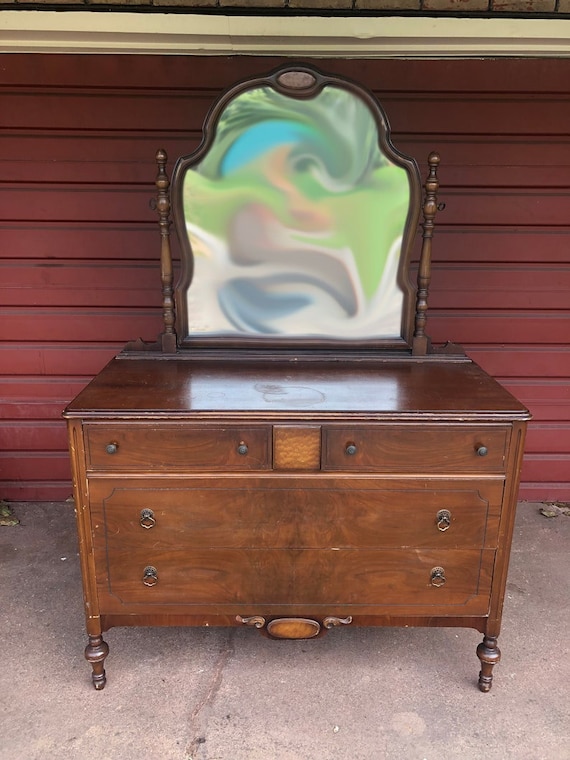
0,0 -> 568,14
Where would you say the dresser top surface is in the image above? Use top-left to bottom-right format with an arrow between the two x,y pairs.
64,355 -> 530,420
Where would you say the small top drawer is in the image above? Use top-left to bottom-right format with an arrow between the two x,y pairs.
85,425 -> 271,471
322,425 -> 509,474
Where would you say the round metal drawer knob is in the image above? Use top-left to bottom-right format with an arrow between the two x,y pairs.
476,445 -> 488,457
345,443 -> 357,456
105,442 -> 118,455
237,442 -> 248,456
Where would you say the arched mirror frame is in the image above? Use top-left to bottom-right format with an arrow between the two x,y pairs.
169,64 -> 424,352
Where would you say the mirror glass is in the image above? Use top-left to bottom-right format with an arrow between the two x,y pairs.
181,83 -> 410,340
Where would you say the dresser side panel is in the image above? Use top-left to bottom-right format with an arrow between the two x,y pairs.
67,418 -> 101,634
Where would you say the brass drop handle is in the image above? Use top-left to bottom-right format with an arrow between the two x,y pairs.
345,443 -> 357,456
142,566 -> 158,587
476,445 -> 488,457
436,509 -> 451,532
139,509 -> 156,529
237,442 -> 248,456
430,567 -> 446,587
105,442 -> 118,455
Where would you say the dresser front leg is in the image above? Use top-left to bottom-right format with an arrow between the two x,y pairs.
85,634 -> 109,690
476,635 -> 501,692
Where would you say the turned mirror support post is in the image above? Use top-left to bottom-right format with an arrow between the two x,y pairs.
156,149 -> 177,353
412,151 -> 440,356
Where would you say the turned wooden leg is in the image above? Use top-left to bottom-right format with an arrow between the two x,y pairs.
476,635 -> 501,692
85,634 -> 109,690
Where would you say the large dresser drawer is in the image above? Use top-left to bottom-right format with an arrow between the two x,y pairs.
90,478 -> 503,552
322,425 -> 509,473
84,424 -> 271,471
96,545 -> 494,613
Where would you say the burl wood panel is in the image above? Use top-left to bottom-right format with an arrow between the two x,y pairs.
273,425 -> 321,471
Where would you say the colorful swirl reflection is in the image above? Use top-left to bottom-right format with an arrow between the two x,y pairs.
183,84 -> 409,339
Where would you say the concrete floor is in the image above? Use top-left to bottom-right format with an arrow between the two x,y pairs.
1,500 -> 569,760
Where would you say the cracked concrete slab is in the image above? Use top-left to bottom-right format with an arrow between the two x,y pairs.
0,501 -> 568,760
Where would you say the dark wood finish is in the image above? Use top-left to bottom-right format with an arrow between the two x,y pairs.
98,546 -> 494,610
322,425 -> 508,473
89,477 -> 502,550
477,635 -> 501,693
64,356 -> 527,416
155,149 -> 176,353
412,152 -> 440,356
61,64 -> 531,693
84,424 -> 271,471
65,357 -> 529,691
84,634 -> 109,692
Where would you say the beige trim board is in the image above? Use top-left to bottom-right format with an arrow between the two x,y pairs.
1,12 -> 570,57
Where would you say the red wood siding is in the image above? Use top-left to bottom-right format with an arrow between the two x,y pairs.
1,54 -> 569,501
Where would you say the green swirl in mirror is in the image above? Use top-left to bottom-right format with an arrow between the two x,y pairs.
182,84 -> 410,339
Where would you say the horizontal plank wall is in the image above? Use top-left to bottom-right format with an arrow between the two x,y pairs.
1,54 -> 569,501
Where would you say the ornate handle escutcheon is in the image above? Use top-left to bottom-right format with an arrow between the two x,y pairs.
236,615 -> 266,628
142,565 -> 158,587
430,567 -> 446,587
323,615 -> 353,629
236,615 -> 352,636
139,508 -> 156,529
436,509 -> 451,532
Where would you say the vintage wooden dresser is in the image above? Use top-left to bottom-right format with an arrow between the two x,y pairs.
64,65 -> 530,691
